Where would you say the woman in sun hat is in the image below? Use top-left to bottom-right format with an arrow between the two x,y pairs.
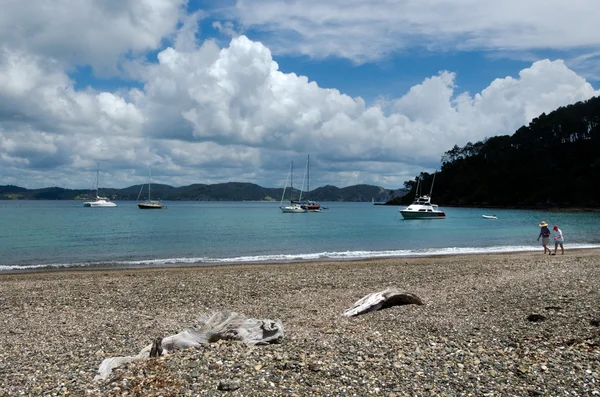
552,225 -> 564,255
537,221 -> 551,254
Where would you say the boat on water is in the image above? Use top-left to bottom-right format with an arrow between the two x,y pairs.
482,215 -> 497,219
83,163 -> 117,208
399,173 -> 445,219
291,155 -> 321,211
137,166 -> 166,209
280,161 -> 307,213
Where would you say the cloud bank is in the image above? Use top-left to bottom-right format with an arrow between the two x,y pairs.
0,1 -> 598,189
230,0 -> 600,63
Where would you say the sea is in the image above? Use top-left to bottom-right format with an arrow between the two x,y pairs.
1,200 -> 600,273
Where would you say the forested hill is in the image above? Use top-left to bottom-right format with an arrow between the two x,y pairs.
395,96 -> 600,208
0,182 -> 405,203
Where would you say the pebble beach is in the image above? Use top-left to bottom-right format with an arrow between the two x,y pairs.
1,250 -> 599,396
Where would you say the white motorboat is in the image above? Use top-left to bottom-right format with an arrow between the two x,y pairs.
279,161 -> 307,213
83,163 -> 117,207
137,166 -> 166,209
399,173 -> 445,219
482,215 -> 497,219
399,194 -> 445,219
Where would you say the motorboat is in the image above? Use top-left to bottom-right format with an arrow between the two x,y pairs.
482,215 -> 497,219
83,163 -> 117,207
399,194 -> 445,219
137,166 -> 166,209
399,172 -> 445,219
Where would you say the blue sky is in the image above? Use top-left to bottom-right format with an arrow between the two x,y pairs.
1,0 -> 599,190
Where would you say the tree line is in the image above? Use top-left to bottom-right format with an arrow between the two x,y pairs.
395,95 -> 600,208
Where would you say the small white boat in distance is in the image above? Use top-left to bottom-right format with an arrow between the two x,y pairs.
482,215 -> 497,219
399,173 -> 445,219
83,163 -> 117,207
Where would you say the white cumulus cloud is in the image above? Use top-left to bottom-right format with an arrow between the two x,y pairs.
0,2 -> 598,190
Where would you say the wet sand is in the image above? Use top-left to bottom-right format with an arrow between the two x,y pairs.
1,249 -> 599,396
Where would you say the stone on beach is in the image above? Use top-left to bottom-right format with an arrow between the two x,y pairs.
95,311 -> 284,381
343,287 -> 424,317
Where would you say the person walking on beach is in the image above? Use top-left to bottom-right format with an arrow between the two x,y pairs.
537,221 -> 552,254
552,225 -> 565,255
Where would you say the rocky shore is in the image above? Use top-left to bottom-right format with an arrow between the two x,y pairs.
1,250 -> 599,396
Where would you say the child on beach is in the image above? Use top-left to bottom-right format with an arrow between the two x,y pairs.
537,221 -> 551,254
552,225 -> 564,255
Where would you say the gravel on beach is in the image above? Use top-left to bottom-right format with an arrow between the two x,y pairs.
1,250 -> 599,396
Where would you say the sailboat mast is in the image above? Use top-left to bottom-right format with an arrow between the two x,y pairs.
299,158 -> 307,202
148,166 -> 151,201
280,161 -> 292,205
307,154 -> 310,196
96,162 -> 100,197
429,172 -> 436,197
414,177 -> 420,201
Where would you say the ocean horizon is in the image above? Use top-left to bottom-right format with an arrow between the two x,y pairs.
2,200 -> 600,273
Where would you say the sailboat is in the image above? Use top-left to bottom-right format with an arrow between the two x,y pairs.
280,161 -> 307,213
83,163 -> 117,207
292,154 -> 321,211
137,166 -> 166,209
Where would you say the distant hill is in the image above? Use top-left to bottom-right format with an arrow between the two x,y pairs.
0,182 -> 407,202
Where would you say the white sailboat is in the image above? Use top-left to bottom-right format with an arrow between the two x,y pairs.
292,154 -> 321,211
137,166 -> 166,209
280,161 -> 307,213
83,163 -> 117,207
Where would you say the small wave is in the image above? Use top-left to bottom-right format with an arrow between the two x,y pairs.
2,243 -> 599,272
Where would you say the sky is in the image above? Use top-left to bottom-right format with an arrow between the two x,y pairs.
1,0 -> 600,190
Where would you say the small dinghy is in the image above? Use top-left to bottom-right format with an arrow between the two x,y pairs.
482,215 -> 497,219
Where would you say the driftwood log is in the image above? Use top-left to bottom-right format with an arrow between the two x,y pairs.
95,311 -> 284,381
343,288 -> 424,317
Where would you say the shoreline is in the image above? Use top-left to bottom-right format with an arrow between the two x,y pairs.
4,245 -> 600,275
2,249 -> 599,395
3,198 -> 600,212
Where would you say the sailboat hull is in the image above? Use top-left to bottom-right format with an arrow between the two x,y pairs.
83,199 -> 117,208
138,202 -> 166,209
280,205 -> 306,213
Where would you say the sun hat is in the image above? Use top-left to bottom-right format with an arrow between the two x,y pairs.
539,221 -> 548,227
553,225 -> 559,230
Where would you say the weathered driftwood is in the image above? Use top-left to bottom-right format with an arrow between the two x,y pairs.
95,311 -> 284,381
343,288 -> 424,317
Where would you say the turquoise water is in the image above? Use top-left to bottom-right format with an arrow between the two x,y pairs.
1,200 -> 599,272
